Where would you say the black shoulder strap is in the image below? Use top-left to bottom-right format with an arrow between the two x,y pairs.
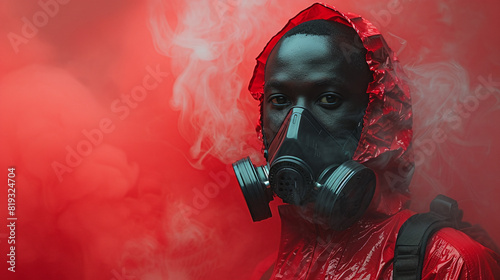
393,195 -> 465,280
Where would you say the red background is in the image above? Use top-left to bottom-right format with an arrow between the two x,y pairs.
0,0 -> 499,279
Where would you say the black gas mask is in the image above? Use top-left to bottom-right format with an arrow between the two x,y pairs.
233,107 -> 376,230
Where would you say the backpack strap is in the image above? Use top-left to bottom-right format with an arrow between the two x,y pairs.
393,195 -> 464,280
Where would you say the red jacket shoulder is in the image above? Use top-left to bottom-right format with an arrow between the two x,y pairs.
422,227 -> 500,280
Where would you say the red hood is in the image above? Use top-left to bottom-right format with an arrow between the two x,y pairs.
249,3 -> 414,216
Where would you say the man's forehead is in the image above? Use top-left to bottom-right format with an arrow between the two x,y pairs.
272,35 -> 333,59
265,35 -> 350,77
264,33 -> 369,90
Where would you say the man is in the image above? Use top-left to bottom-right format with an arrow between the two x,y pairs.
234,3 -> 500,279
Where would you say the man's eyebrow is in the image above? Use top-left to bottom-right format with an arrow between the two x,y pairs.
312,77 -> 343,87
264,77 -> 347,91
263,80 -> 284,91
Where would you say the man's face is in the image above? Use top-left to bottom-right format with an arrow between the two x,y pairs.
263,34 -> 372,144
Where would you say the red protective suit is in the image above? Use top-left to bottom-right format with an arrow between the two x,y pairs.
248,3 -> 500,279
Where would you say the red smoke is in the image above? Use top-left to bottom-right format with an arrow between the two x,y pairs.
0,1 -> 499,279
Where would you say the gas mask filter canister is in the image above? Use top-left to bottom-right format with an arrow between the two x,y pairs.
232,107 -> 376,230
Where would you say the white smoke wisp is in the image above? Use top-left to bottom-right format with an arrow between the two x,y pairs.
407,61 -> 469,139
405,61 -> 469,192
148,0 -> 282,168
404,60 -> 500,211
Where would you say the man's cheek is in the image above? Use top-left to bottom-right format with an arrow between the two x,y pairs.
263,116 -> 281,143
262,122 -> 276,143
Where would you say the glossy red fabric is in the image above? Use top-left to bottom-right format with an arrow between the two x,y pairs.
249,3 -> 413,217
271,206 -> 500,279
249,3 -> 500,280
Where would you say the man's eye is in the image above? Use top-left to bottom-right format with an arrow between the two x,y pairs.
270,95 -> 289,106
318,93 -> 342,108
